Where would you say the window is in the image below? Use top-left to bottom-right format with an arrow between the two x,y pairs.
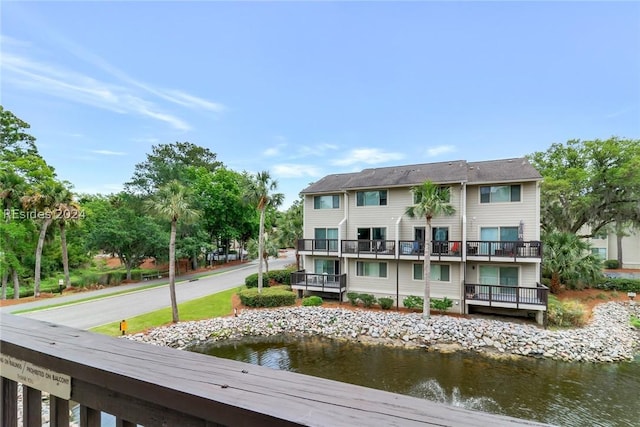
413,186 -> 451,203
479,266 -> 519,286
591,248 -> 607,259
314,195 -> 339,209
314,228 -> 338,251
356,190 -> 387,206
356,261 -> 387,278
480,227 -> 518,254
314,259 -> 340,275
413,263 -> 450,281
480,185 -> 521,203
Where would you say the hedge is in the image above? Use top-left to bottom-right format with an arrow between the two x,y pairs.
594,277 -> 640,293
238,287 -> 297,307
244,268 -> 296,288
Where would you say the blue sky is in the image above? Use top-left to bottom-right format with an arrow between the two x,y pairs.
2,1 -> 639,208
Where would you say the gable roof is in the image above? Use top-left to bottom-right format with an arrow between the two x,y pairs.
301,157 -> 541,194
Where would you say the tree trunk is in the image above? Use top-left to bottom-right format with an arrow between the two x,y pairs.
550,272 -> 561,294
60,221 -> 71,288
34,217 -> 53,297
423,218 -> 432,319
617,233 -> 623,266
257,208 -> 266,293
1,271 -> 7,300
169,219 -> 179,323
12,268 -> 19,299
124,258 -> 133,281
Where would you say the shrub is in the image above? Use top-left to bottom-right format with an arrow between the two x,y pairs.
346,292 -> 360,306
603,259 -> 620,269
302,296 -> 323,306
631,316 -> 640,329
430,297 -> 453,313
594,277 -> 640,293
403,295 -> 424,310
547,295 -> 586,327
359,293 -> 377,308
268,268 -> 295,285
244,273 -> 270,289
378,297 -> 394,310
238,287 -> 296,308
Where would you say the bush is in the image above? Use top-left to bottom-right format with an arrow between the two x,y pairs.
403,295 -> 424,310
547,295 -> 586,327
594,277 -> 640,293
631,316 -> 640,329
378,297 -> 394,310
268,268 -> 295,286
238,287 -> 296,308
359,293 -> 377,308
346,292 -> 360,306
302,296 -> 323,306
244,273 -> 270,289
603,259 -> 620,269
244,269 -> 295,288
430,297 -> 453,313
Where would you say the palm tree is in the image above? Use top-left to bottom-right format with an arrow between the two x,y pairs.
147,180 -> 199,323
246,171 -> 284,293
542,231 -> 602,293
21,179 -> 63,297
405,181 -> 455,319
53,181 -> 79,290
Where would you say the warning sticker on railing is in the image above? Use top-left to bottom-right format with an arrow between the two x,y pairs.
0,353 -> 71,399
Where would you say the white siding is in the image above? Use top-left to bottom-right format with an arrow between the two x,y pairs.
466,182 -> 539,242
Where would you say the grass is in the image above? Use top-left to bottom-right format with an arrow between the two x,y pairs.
631,315 -> 640,329
90,287 -> 239,336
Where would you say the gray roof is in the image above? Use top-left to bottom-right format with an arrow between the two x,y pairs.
301,157 -> 541,194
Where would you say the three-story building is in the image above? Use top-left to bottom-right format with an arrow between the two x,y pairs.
292,157 -> 548,324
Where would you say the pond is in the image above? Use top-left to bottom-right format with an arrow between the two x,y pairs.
189,335 -> 640,427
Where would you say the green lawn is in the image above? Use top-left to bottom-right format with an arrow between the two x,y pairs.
90,287 -> 239,336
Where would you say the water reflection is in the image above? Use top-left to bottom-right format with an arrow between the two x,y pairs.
190,335 -> 640,427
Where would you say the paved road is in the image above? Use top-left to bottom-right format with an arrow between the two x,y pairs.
3,251 -> 296,329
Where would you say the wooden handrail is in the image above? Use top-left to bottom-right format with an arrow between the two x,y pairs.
0,314 -> 549,426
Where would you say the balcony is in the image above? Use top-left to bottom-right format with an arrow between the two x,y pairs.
398,240 -> 463,260
297,239 -> 542,263
297,238 -> 340,255
466,240 -> 542,261
341,240 -> 396,258
464,282 -> 549,310
291,270 -> 347,294
0,314 -> 545,427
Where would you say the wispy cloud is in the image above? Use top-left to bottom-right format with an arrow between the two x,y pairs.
605,107 -> 633,119
331,148 -> 404,167
291,143 -> 340,159
272,164 -> 323,178
90,149 -> 126,156
1,35 -> 226,131
425,144 -> 456,157
264,143 -> 287,157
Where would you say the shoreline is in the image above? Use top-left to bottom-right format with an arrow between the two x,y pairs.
126,301 -> 640,363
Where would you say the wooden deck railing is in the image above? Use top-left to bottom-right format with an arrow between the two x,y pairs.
466,240 -> 542,259
297,238 -> 340,254
464,282 -> 549,308
290,271 -> 346,294
0,314 -> 549,426
341,240 -> 396,256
